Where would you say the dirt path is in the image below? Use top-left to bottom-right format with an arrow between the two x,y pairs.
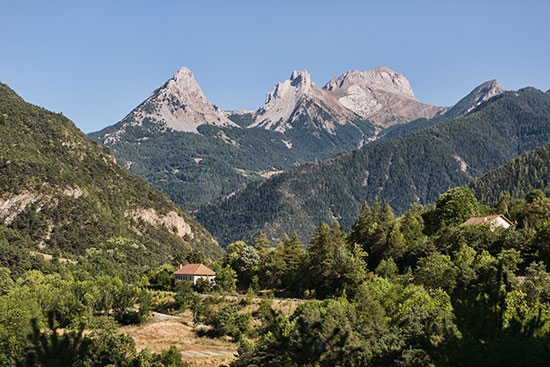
151,311 -> 182,321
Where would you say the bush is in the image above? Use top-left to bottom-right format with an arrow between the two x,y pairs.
193,278 -> 211,293
206,305 -> 251,341
113,309 -> 146,325
174,280 -> 195,310
156,345 -> 188,367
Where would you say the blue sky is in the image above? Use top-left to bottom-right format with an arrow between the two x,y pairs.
1,0 -> 549,133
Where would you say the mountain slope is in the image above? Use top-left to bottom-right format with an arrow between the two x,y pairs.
0,82 -> 223,260
443,79 -> 507,120
470,142 -> 550,204
195,88 -> 550,245
379,79 -> 507,142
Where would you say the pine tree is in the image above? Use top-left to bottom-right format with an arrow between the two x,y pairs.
282,232 -> 305,273
348,202 -> 375,249
307,221 -> 348,296
253,231 -> 271,260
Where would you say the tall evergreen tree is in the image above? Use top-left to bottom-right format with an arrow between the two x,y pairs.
348,200 -> 396,269
307,221 -> 348,297
253,231 -> 271,260
279,232 -> 306,291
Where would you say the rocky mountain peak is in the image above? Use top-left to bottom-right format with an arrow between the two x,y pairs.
478,79 -> 507,96
167,66 -> 199,91
250,70 -> 347,132
118,66 -> 237,134
324,66 -> 415,99
320,67 -> 444,126
445,79 -> 507,119
160,66 -> 206,104
265,70 -> 313,104
290,69 -> 312,88
174,65 -> 193,77
250,67 -> 447,132
371,66 -> 393,73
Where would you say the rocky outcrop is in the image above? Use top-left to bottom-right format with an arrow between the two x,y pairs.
62,186 -> 86,199
0,192 -> 42,225
125,208 -> 193,239
323,67 -> 447,127
1,186 -> 86,225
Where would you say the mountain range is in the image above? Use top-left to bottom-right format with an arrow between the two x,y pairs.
194,87 -> 550,245
90,66 -> 455,207
3,64 -> 547,251
0,82 -> 223,262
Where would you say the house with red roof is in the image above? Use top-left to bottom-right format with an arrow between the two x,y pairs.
174,263 -> 216,284
460,214 -> 513,230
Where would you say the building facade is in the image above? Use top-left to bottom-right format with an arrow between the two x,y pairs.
173,263 -> 216,284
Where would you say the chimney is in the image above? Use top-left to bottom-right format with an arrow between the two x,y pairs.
179,264 -> 183,269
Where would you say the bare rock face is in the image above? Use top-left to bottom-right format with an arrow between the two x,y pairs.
323,66 -> 447,127
444,80 -> 507,119
100,66 -> 447,143
115,67 -> 237,135
125,208 -> 193,239
250,70 -> 358,133
324,67 -> 415,99
463,80 -> 507,114
0,192 -> 42,225
250,66 -> 447,132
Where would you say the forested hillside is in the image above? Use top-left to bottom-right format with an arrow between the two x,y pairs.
470,142 -> 550,204
0,82 -> 223,263
90,118 -> 374,208
378,79 -> 506,142
220,186 -> 550,366
195,88 -> 550,245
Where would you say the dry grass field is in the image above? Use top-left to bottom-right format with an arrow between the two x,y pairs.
120,295 -> 310,367
121,311 -> 237,367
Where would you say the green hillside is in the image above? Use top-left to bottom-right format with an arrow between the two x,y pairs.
195,88 -> 550,245
470,142 -> 550,204
378,80 -> 505,142
0,82 -> 223,261
90,114 -> 374,208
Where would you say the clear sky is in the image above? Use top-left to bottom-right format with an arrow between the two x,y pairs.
1,0 -> 549,133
